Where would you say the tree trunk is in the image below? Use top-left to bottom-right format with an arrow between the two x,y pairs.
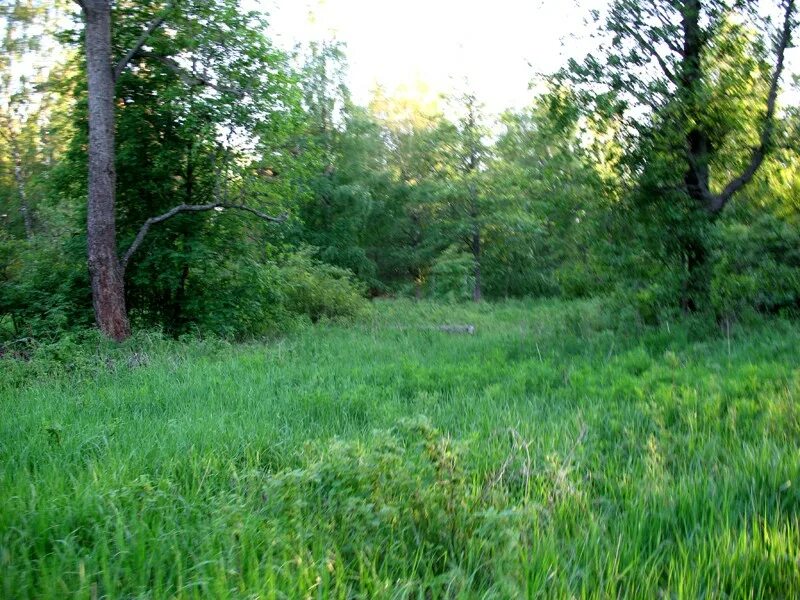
681,0 -> 712,205
471,223 -> 481,303
469,184 -> 481,302
171,263 -> 190,331
408,210 -> 423,300
462,92 -> 483,303
679,0 -> 712,311
170,148 -> 194,332
84,1 -> 131,341
413,270 -> 423,300
680,217 -> 712,312
10,136 -> 33,239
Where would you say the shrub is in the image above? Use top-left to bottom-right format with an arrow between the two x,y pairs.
427,247 -> 475,301
0,233 -> 92,341
262,416 -> 532,595
711,216 -> 800,319
277,248 -> 369,323
185,248 -> 368,338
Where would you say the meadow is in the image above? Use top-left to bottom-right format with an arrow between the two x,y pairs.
2,299 -> 799,598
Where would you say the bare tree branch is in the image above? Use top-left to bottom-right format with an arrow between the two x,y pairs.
622,79 -> 667,114
621,19 -> 679,84
647,3 -> 683,54
708,0 -> 795,214
114,1 -> 175,81
137,51 -> 245,97
121,203 -> 287,270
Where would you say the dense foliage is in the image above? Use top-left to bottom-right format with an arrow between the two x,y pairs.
1,0 -> 798,340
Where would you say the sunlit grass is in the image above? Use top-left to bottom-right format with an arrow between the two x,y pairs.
2,299 -> 799,598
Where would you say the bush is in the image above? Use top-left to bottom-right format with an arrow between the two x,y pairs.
711,216 -> 800,319
556,260 -> 607,299
427,247 -> 475,301
278,248 -> 369,324
607,268 -> 684,331
184,248 -> 368,338
0,233 -> 92,341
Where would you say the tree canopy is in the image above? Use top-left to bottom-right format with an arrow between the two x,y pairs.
1,0 -> 799,340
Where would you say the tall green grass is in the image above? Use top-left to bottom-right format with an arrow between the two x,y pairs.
2,299 -> 799,598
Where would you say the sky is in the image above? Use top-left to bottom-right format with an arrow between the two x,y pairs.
253,0 -> 800,117
258,0 -> 608,116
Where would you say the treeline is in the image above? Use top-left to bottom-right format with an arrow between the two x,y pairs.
1,0 -> 799,341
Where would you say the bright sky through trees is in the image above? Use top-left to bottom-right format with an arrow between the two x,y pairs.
262,0 -> 800,114
262,0 -> 609,114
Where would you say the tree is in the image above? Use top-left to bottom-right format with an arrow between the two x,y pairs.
562,0 -> 797,308
296,42 -> 383,286
367,81 -> 454,296
71,0 -> 288,340
487,96 -> 612,298
457,92 -> 487,302
0,0 -> 51,240
439,90 -> 489,302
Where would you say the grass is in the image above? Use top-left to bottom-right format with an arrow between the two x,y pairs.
2,298 -> 799,598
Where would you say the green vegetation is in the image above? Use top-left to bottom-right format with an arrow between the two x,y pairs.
2,1 -> 800,596
3,299 -> 799,598
3,2 -> 800,342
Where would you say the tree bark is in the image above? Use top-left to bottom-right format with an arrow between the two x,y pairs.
681,0 -> 711,207
677,0 -> 712,311
10,136 -> 33,239
470,185 -> 481,303
83,0 -> 131,341
73,0 -> 286,340
679,214 -> 712,312
171,263 -> 190,332
471,227 -> 482,303
463,93 -> 482,303
170,147 -> 194,331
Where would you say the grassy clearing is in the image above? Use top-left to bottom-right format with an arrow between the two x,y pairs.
2,299 -> 800,598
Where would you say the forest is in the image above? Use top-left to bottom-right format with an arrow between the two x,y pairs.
2,0 -> 800,597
